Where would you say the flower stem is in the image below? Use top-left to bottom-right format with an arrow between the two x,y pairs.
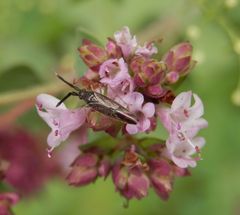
0,81 -> 67,106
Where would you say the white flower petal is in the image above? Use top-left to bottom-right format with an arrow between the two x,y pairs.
171,91 -> 192,112
188,93 -> 204,119
36,94 -> 66,110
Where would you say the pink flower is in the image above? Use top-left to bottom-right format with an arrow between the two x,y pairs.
135,42 -> 158,57
165,135 -> 205,168
157,91 -> 208,168
36,94 -> 88,151
0,128 -> 59,195
123,92 -> 155,134
99,58 -> 134,95
0,192 -> 19,215
114,26 -> 137,58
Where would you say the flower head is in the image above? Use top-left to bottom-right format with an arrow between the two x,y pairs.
0,192 -> 19,215
36,26 -> 207,203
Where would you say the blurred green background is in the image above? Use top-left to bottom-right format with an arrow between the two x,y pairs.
1,0 -> 240,214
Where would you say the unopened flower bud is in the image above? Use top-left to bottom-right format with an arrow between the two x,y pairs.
112,161 -> 150,200
67,153 -> 98,186
131,56 -> 166,88
98,156 -> 111,178
0,192 -> 19,215
112,148 -> 150,200
146,84 -> 165,98
78,39 -> 108,72
162,42 -> 194,78
148,159 -> 173,200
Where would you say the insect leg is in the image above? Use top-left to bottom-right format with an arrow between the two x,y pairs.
56,92 -> 78,107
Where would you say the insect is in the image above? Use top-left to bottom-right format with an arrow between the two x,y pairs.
56,74 -> 138,125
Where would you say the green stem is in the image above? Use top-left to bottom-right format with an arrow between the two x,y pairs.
0,81 -> 67,106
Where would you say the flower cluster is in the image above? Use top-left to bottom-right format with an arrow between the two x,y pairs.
36,26 -> 207,201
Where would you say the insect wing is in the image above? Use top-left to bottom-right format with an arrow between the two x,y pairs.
93,92 -> 122,110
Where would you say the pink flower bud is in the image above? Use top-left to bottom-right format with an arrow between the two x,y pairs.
106,38 -> 122,58
98,156 -> 111,178
0,192 -> 19,215
112,162 -> 150,200
78,39 -> 108,72
146,84 -> 165,98
112,149 -> 150,200
67,148 -> 112,186
162,42 -> 194,78
67,153 -> 98,186
131,56 -> 166,88
130,55 -> 145,74
148,159 -> 173,200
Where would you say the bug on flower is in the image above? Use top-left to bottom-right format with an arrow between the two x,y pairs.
56,74 -> 138,124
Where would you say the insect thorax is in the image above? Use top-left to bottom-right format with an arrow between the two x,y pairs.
78,90 -> 98,103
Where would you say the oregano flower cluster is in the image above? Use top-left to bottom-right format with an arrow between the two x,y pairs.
36,26 -> 208,201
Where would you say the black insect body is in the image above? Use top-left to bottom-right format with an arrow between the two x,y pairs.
56,74 -> 138,125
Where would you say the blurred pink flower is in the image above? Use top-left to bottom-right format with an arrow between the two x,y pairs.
36,94 -> 88,152
0,192 -> 19,215
123,92 -> 155,134
0,128 -> 59,195
135,42 -> 158,57
157,91 -> 208,168
114,26 -> 137,58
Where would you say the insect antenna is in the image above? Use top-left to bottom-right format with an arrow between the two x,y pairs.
56,73 -> 81,91
56,91 -> 79,107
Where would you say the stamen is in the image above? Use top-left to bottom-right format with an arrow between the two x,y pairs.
47,147 -> 53,158
186,138 -> 195,149
195,146 -> 202,160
